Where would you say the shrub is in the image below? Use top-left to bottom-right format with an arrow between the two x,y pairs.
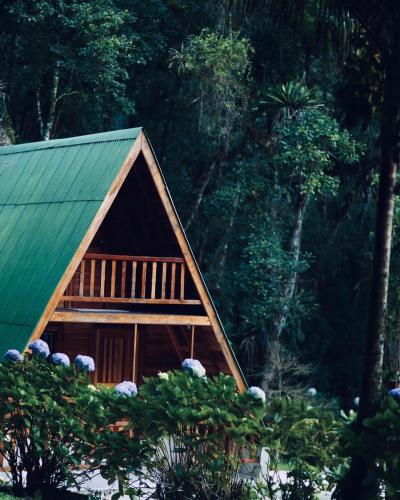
261,396 -> 342,499
102,364 -> 266,499
339,391 -> 400,498
0,348 -> 108,497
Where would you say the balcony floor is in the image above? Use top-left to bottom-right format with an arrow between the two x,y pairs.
51,307 -> 211,326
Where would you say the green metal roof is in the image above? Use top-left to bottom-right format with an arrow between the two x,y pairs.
0,128 -> 141,355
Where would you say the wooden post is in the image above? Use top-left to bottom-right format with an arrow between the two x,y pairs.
132,324 -> 138,383
191,325 -> 195,358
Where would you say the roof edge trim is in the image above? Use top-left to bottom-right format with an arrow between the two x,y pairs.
0,128 -> 142,155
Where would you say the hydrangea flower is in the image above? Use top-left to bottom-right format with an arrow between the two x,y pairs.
354,396 -> 360,407
182,358 -> 206,378
115,381 -> 137,397
158,371 -> 169,381
389,388 -> 400,401
52,353 -> 70,367
247,386 -> 266,403
29,339 -> 50,358
4,349 -> 23,362
307,387 -> 317,397
75,355 -> 95,372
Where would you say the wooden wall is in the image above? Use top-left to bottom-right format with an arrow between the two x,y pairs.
46,322 -> 231,386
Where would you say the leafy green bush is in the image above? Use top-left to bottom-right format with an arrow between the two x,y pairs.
0,346 -> 109,497
261,396 -> 342,499
339,390 -> 400,498
102,365 -> 266,499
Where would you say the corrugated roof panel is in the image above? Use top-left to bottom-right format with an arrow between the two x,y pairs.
0,128 -> 141,355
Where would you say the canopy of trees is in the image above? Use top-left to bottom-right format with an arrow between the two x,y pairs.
1,0 -> 399,415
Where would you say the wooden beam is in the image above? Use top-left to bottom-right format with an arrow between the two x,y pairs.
132,324 -> 138,383
50,310 -> 211,326
28,132 -> 144,346
141,136 -> 246,392
166,325 -> 184,362
85,253 -> 185,263
191,325 -> 195,358
62,296 -> 201,305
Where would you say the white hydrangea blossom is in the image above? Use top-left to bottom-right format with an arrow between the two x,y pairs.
247,386 -> 266,403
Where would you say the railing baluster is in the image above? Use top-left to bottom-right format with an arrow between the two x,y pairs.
79,260 -> 85,296
180,263 -> 185,301
65,254 -> 202,306
151,262 -> 157,299
170,262 -> 176,299
90,259 -> 96,297
161,262 -> 167,299
121,261 -> 127,298
100,260 -> 106,297
131,261 -> 137,298
110,260 -> 116,297
141,262 -> 147,298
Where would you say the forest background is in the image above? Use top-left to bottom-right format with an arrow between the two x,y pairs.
0,0 -> 394,409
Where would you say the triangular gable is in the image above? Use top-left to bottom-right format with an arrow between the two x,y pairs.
0,129 -> 246,391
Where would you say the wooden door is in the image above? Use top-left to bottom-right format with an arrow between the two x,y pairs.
94,326 -> 133,385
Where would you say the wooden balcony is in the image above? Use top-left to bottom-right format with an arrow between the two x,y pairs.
62,253 -> 202,306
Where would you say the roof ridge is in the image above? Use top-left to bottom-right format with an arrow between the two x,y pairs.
0,127 -> 142,155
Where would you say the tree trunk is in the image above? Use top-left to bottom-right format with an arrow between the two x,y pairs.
209,179 -> 241,289
43,66 -> 59,141
273,192 -> 309,339
184,160 -> 217,232
341,56 -> 400,500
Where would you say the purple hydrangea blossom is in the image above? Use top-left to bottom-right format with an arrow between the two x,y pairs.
29,339 -> 50,358
52,353 -> 70,367
115,381 -> 138,397
182,358 -> 206,378
389,388 -> 400,401
4,349 -> 23,362
75,355 -> 95,372
247,386 -> 266,403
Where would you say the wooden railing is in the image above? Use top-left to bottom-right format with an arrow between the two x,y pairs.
63,253 -> 201,306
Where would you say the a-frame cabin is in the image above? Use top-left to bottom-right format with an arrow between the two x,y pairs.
0,129 -> 246,391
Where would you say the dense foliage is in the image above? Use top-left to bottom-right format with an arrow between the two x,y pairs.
0,0 -> 398,408
0,349 -> 108,497
0,342 -> 345,499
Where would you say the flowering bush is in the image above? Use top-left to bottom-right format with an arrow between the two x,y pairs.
75,354 -> 95,372
181,358 -> 206,377
3,349 -> 23,362
108,370 -> 266,499
0,347 -> 109,497
28,339 -> 50,358
247,385 -> 266,403
115,380 -> 137,397
51,352 -> 70,366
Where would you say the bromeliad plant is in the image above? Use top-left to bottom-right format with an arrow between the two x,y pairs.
0,344 -> 108,497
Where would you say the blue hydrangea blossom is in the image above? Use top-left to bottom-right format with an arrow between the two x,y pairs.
75,355 -> 95,372
29,339 -> 50,358
388,388 -> 400,401
4,349 -> 23,362
182,358 -> 206,378
115,381 -> 138,397
52,353 -> 70,367
307,387 -> 317,397
247,386 -> 266,403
